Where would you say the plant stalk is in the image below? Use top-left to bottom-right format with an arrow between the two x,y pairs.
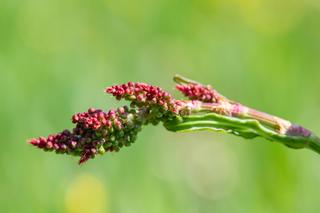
170,74 -> 320,155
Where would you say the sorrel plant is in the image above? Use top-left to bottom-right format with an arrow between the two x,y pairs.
28,75 -> 320,164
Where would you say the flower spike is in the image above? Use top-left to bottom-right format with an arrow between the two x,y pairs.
105,82 -> 177,112
29,107 -> 145,164
174,75 -> 222,103
28,75 -> 320,164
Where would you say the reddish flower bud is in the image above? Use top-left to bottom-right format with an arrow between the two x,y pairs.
105,82 -> 179,114
29,106 -> 146,164
176,84 -> 221,103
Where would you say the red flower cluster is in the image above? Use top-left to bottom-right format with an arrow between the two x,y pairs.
29,107 -> 143,164
176,83 -> 222,103
105,82 -> 178,113
29,81 -> 205,164
72,107 -> 125,130
29,129 -> 75,153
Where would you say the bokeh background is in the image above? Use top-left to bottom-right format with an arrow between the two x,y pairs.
1,0 -> 320,212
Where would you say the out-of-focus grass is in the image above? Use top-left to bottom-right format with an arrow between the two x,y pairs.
1,0 -> 320,212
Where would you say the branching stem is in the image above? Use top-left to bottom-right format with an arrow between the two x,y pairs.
171,74 -> 320,155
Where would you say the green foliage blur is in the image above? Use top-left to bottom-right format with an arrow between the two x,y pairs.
1,0 -> 320,212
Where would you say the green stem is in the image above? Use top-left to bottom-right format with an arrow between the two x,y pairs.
199,102 -> 290,134
164,112 -> 320,155
174,74 -> 290,133
174,74 -> 202,85
307,134 -> 320,154
172,74 -> 320,155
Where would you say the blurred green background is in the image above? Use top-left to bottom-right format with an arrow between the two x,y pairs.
1,0 -> 320,212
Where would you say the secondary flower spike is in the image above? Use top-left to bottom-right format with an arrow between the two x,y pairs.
175,77 -> 223,103
28,75 -> 320,164
105,82 -> 178,113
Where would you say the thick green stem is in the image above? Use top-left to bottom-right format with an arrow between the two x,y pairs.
175,74 -> 292,134
199,102 -> 291,134
164,112 -> 320,154
308,134 -> 320,154
172,74 -> 320,155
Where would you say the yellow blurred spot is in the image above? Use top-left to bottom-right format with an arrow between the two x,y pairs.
230,0 -> 306,34
65,174 -> 107,213
306,0 -> 320,10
